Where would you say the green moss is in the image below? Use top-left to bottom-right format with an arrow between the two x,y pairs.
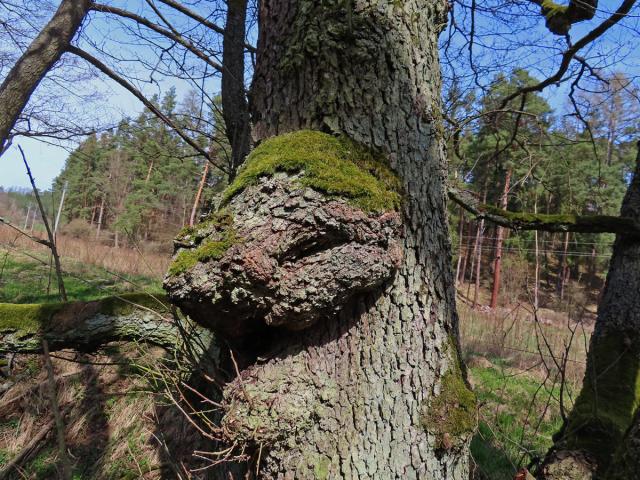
168,229 -> 238,276
541,0 -> 568,18
313,454 -> 331,480
421,339 -> 477,451
560,333 -> 640,471
0,302 -> 64,334
175,210 -> 234,244
0,293 -> 168,337
222,130 -> 401,213
98,293 -> 169,316
169,211 -> 239,276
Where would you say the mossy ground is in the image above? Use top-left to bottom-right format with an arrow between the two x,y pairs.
222,130 -> 401,213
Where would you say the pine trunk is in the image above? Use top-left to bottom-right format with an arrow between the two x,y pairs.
230,1 -> 470,477
490,168 -> 511,309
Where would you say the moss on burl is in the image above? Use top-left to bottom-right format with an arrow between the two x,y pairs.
541,0 -> 568,19
421,340 -> 477,451
222,130 -> 401,213
168,212 -> 239,277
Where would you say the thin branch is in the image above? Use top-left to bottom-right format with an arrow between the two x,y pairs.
67,46 -> 228,175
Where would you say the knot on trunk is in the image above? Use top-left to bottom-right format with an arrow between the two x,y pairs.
164,132 -> 402,337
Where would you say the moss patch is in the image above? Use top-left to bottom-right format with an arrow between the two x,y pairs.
483,204 -> 638,233
560,332 -> 640,471
222,130 -> 401,213
0,293 -> 168,336
421,343 -> 477,451
175,210 -> 234,245
169,211 -> 238,276
168,211 -> 239,276
541,0 -> 568,18
98,293 -> 169,316
0,302 -> 64,334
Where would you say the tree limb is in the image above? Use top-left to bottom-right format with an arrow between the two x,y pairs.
448,186 -> 640,235
0,0 -> 92,152
0,294 -> 182,354
67,46 -> 229,175
154,0 -> 256,53
500,0 -> 636,109
91,3 -> 224,73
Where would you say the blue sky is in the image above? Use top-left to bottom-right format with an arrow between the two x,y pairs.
1,0 -> 638,190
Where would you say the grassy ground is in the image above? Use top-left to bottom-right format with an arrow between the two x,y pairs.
468,357 -> 572,479
0,251 -> 163,304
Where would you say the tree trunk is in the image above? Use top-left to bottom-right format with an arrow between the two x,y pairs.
459,219 -> 473,287
534,197 -> 540,310
225,1 -> 470,477
473,221 -> 484,309
557,232 -> 570,300
0,0 -> 92,151
490,168 -> 511,309
96,196 -> 105,239
222,0 -> 251,178
540,144 -> 640,479
455,208 -> 465,286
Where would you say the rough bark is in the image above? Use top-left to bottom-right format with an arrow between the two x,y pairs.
165,164 -> 403,338
166,1 -> 473,477
222,0 -> 251,178
539,143 -> 640,479
0,0 -> 92,151
0,294 -> 181,353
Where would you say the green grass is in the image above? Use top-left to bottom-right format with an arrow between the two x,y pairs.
469,361 -> 570,480
0,252 -> 162,304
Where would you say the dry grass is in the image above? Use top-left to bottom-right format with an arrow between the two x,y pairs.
458,297 -> 592,385
0,345 -> 207,479
0,227 -> 170,279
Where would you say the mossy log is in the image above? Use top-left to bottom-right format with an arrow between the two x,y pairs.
0,293 -> 181,353
448,186 -> 640,236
